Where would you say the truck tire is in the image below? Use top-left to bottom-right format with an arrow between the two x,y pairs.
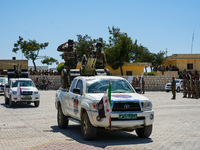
5,97 -> 9,104
57,105 -> 68,128
177,87 -> 180,92
9,96 -> 15,107
136,124 -> 152,138
105,68 -> 110,75
81,112 -> 97,140
34,101 -> 40,107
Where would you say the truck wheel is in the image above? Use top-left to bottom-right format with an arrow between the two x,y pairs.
105,68 -> 110,75
81,112 -> 97,140
5,97 -> 9,104
177,87 -> 180,92
34,101 -> 40,107
57,105 -> 68,128
9,97 -> 15,107
136,124 -> 152,138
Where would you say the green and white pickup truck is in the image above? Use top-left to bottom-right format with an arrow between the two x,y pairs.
55,76 -> 154,140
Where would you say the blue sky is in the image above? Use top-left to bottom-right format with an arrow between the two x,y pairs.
0,0 -> 200,69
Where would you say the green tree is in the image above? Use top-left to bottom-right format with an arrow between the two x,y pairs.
152,51 -> 165,71
13,36 -> 49,71
105,26 -> 133,75
41,57 -> 59,66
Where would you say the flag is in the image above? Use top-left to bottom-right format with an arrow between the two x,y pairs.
98,82 -> 112,119
17,82 -> 21,100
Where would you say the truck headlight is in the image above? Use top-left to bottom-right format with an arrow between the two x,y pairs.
12,91 -> 17,95
91,100 -> 100,111
143,100 -> 152,110
34,91 -> 39,94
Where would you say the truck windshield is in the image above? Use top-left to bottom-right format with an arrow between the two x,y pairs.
86,79 -> 134,93
12,80 -> 35,87
0,79 -> 7,84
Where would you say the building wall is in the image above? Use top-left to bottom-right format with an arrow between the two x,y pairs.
165,59 -> 200,72
165,54 -> 200,73
0,59 -> 28,70
76,62 -> 151,76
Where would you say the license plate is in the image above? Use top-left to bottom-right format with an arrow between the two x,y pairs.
21,96 -> 32,99
119,114 -> 137,119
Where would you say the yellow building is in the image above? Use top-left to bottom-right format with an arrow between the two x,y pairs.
0,58 -> 28,70
164,54 -> 200,73
77,62 -> 151,76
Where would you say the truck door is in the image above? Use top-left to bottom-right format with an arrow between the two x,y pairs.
68,79 -> 83,119
63,79 -> 77,115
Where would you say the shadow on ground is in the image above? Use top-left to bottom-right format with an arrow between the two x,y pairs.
48,124 -> 153,148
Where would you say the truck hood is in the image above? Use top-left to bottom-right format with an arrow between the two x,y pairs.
87,93 -> 149,102
12,87 -> 38,92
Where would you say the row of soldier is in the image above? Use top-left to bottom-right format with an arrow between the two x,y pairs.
182,76 -> 200,99
131,77 -> 145,94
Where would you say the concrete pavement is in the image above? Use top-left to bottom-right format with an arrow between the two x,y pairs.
0,91 -> 200,150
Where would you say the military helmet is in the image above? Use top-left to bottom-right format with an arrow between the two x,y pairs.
68,39 -> 74,44
96,41 -> 102,47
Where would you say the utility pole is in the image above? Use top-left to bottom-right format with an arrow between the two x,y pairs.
166,48 -> 168,57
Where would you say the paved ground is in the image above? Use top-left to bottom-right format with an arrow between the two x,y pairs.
0,91 -> 200,150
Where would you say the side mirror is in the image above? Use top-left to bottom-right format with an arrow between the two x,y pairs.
73,88 -> 81,94
135,87 -> 141,94
5,84 -> 9,88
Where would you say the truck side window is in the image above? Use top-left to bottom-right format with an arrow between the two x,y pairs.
76,80 -> 83,94
70,79 -> 77,92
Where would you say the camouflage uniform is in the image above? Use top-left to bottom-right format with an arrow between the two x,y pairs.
57,39 -> 77,88
138,77 -> 141,88
182,76 -> 187,98
142,78 -> 145,94
191,77 -> 195,98
171,77 -> 176,99
92,42 -> 106,69
195,77 -> 199,99
187,78 -> 191,98
131,77 -> 136,89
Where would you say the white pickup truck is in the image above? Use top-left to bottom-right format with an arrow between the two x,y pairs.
55,76 -> 154,140
4,78 -> 40,107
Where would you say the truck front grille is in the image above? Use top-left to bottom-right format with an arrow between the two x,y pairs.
21,91 -> 33,95
112,102 -> 141,111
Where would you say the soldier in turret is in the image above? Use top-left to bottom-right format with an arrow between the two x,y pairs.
92,42 -> 106,69
14,65 -> 21,78
57,39 -> 77,89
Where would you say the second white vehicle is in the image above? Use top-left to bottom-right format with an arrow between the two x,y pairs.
165,79 -> 183,92
4,78 -> 40,107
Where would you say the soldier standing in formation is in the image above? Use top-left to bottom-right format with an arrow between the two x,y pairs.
182,74 -> 200,99
191,77 -> 195,98
142,77 -> 145,94
57,39 -> 77,89
187,77 -> 191,98
183,76 -> 187,98
194,76 -> 199,99
171,77 -> 176,99
131,77 -> 136,89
